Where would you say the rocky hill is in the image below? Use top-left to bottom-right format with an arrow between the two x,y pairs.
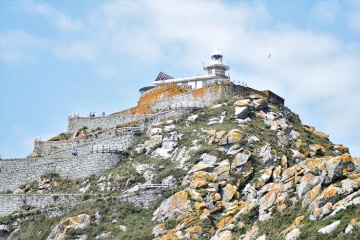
1,91 -> 359,240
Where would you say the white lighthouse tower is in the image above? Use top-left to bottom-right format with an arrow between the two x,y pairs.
203,47 -> 230,78
153,48 -> 230,89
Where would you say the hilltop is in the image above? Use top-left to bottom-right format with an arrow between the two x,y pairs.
0,83 -> 359,240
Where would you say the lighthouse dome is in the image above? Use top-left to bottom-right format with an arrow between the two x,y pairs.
211,47 -> 223,57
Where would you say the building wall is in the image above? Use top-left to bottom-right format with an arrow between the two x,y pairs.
150,82 -> 237,111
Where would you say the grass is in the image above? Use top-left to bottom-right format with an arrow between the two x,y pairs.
255,201 -> 360,240
8,197 -> 156,240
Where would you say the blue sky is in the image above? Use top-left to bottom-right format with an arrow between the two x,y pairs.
0,0 -> 359,158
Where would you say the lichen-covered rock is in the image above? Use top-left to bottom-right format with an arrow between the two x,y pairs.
302,184 -> 322,207
241,222 -> 259,240
309,185 -> 342,209
232,151 -> 251,169
152,223 -> 167,238
188,163 -> 215,175
214,160 -> 230,181
152,191 -> 191,222
47,214 -> 91,240
297,173 -> 321,199
218,129 -> 247,146
219,184 -> 237,202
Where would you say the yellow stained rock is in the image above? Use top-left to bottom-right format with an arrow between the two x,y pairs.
191,171 -> 217,182
350,218 -> 357,226
218,215 -> 233,229
234,99 -> 252,107
314,130 -> 329,139
257,111 -> 266,118
194,202 -> 207,214
190,180 -> 208,189
156,233 -> 178,240
200,208 -> 211,221
185,225 -> 203,238
189,189 -> 203,201
218,129 -> 247,145
175,217 -> 196,231
221,184 -> 237,202
296,139 -> 303,149
188,163 -> 215,174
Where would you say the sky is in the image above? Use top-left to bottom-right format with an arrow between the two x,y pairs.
0,0 -> 359,158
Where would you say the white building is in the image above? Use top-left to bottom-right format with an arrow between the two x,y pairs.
153,48 -> 230,89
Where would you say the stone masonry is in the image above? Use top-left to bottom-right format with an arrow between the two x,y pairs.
0,194 -> 82,217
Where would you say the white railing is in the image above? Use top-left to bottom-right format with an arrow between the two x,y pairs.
92,145 -> 125,152
138,184 -> 173,189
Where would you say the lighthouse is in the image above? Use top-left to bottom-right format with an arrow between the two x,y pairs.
203,47 -> 230,77
153,48 -> 230,89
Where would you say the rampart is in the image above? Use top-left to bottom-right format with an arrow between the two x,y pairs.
34,134 -> 136,156
150,82 -> 238,111
0,152 -> 121,192
67,109 -> 186,134
0,194 -> 82,217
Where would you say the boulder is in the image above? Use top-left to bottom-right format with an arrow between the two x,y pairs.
285,228 -> 300,240
297,173 -> 321,199
219,184 -> 237,202
187,114 -> 199,122
232,151 -> 251,169
218,129 -> 247,146
47,214 -> 91,240
199,153 -> 217,165
152,190 -> 191,222
188,163 -> 215,175
318,220 -> 341,234
214,160 -> 231,181
235,106 -> 250,120
152,223 -> 167,238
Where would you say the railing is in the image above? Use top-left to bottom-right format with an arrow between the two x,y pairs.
92,145 -> 125,153
232,80 -> 248,88
138,184 -> 173,189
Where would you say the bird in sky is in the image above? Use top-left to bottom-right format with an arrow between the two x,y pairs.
268,54 -> 271,59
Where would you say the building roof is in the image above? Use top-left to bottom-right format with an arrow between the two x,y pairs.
154,72 -> 174,82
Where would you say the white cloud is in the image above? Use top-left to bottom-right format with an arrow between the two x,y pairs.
24,1 -> 83,31
3,0 -> 359,156
53,41 -> 97,61
311,1 -> 340,22
0,30 -> 42,63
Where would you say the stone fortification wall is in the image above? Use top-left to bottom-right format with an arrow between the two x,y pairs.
34,134 -> 136,157
150,83 -> 237,111
0,194 -> 81,217
67,109 -> 187,134
67,114 -> 146,134
0,152 -> 121,192
119,189 -> 167,210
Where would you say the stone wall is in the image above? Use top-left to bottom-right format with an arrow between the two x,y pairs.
67,110 -> 187,134
67,114 -> 147,133
0,153 -> 121,192
34,134 -> 137,156
119,189 -> 166,209
150,83 -> 237,111
0,194 -> 82,217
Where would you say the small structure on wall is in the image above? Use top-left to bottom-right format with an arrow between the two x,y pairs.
153,48 -> 230,89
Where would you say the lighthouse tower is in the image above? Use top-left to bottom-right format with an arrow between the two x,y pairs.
152,47 -> 230,89
203,47 -> 230,78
